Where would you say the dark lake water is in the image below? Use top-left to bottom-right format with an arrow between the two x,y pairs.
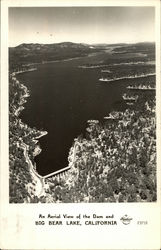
17,53 -> 134,176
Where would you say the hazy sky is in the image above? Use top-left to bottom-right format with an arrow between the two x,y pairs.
9,7 -> 155,47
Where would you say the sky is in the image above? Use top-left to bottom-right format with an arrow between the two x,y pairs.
9,7 -> 155,47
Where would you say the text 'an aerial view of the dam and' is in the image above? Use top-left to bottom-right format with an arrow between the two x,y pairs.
9,7 -> 157,203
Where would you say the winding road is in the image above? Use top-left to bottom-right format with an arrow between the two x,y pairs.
20,141 -> 77,198
21,142 -> 45,197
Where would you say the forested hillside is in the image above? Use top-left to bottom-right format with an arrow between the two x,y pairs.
9,42 -> 157,203
46,94 -> 156,202
9,75 -> 47,203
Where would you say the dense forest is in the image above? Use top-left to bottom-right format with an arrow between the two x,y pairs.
45,92 -> 156,202
9,75 -> 47,203
9,42 -> 100,72
9,42 -> 157,203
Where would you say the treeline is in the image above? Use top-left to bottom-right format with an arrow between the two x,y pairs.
44,86 -> 156,203
9,76 -> 45,203
9,42 -> 156,203
9,42 -> 98,71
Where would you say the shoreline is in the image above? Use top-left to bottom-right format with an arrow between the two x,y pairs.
99,73 -> 155,82
34,130 -> 48,139
21,55 -> 88,67
11,67 -> 37,75
10,72 -> 48,176
18,51 -> 106,67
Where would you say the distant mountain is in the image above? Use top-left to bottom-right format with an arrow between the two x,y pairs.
112,42 -> 155,54
9,41 -> 155,71
15,42 -> 91,50
12,41 -> 155,50
9,42 -> 102,70
93,43 -> 127,46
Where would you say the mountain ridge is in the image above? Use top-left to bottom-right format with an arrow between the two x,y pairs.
11,41 -> 155,49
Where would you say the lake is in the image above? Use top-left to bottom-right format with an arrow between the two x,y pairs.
17,52 -> 133,176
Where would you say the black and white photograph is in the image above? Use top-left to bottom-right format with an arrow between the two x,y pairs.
0,0 -> 161,249
9,6 -> 157,203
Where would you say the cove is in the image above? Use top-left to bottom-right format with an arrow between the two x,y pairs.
17,53 -> 127,176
